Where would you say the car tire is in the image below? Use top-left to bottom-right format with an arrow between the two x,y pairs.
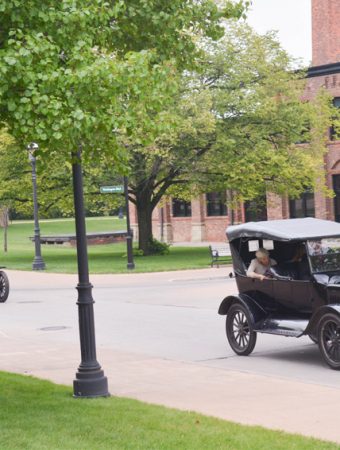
226,303 -> 257,356
0,270 -> 9,303
318,313 -> 340,370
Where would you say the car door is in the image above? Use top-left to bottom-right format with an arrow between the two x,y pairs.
273,278 -> 312,313
236,274 -> 274,310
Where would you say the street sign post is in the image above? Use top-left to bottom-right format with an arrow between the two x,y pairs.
100,185 -> 124,194
100,182 -> 135,270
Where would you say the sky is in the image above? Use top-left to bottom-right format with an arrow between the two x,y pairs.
246,0 -> 312,65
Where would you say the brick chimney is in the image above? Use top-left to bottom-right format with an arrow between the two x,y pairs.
312,0 -> 340,66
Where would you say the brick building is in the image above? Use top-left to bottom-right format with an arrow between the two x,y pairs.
266,0 -> 340,222
130,0 -> 340,243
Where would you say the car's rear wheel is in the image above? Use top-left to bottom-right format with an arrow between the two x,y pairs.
318,313 -> 340,370
226,303 -> 257,356
0,271 -> 9,303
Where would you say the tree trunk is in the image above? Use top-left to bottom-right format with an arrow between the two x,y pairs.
136,194 -> 154,255
3,226 -> 7,253
0,207 -> 9,253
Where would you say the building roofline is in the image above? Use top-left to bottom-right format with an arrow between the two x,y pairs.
308,62 -> 340,78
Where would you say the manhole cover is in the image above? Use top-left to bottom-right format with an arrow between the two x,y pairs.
39,326 -> 70,331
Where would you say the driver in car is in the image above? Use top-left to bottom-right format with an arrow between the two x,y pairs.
247,248 -> 277,281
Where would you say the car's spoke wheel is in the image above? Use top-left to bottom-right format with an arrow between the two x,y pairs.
0,271 -> 9,303
318,313 -> 340,370
226,303 -> 257,356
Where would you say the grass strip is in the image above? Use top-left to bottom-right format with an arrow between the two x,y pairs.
0,372 -> 338,450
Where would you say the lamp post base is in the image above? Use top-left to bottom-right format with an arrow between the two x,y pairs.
32,257 -> 46,270
73,368 -> 109,398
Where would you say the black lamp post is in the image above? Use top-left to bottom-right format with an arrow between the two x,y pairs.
27,143 -> 46,270
123,176 -> 135,270
72,148 -> 109,398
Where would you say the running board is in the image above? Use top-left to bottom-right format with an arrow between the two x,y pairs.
254,317 -> 309,337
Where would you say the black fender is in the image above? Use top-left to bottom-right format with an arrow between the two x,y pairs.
305,304 -> 340,336
218,294 -> 267,327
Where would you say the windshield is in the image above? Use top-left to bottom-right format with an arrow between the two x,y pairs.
307,238 -> 340,273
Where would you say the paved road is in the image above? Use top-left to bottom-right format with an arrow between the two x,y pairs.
2,268 -> 340,444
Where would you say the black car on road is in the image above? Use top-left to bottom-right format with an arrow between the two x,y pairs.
218,218 -> 340,369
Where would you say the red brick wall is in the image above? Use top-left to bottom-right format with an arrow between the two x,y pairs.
312,0 -> 340,65
304,74 -> 340,100
204,217 -> 229,241
266,193 -> 285,220
171,218 -> 192,242
324,142 -> 340,220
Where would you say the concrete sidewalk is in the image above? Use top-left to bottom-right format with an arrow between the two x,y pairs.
2,268 -> 340,444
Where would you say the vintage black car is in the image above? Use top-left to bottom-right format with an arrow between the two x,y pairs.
218,218 -> 340,370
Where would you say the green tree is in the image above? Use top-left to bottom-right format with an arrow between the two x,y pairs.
0,1 -> 247,249
121,25 -> 335,253
0,129 -> 124,218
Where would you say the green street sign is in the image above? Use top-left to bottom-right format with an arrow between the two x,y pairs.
100,185 -> 124,194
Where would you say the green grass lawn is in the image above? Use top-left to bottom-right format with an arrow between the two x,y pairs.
0,217 -> 231,273
0,372 -> 338,450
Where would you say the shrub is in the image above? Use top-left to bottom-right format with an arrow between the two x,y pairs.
148,238 -> 170,255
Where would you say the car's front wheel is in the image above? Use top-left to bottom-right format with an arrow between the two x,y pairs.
226,303 -> 257,356
318,313 -> 340,370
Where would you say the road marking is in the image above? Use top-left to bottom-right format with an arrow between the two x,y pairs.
169,276 -> 233,283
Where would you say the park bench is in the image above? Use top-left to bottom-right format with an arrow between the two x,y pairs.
209,244 -> 230,267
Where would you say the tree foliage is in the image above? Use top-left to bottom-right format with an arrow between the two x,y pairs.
121,25 -> 335,252
0,0 -> 246,161
0,129 -> 124,218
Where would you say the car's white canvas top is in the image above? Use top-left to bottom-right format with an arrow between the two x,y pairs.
227,218 -> 340,242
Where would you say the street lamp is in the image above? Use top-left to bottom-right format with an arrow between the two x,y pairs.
27,143 -> 46,270
72,148 -> 109,398
123,176 -> 135,270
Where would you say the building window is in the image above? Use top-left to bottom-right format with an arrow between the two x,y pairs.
330,97 -> 340,141
289,192 -> 315,218
172,199 -> 191,217
206,192 -> 228,216
244,196 -> 267,222
333,175 -> 340,223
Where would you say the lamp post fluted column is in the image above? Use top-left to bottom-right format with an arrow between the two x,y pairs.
72,149 -> 109,398
27,143 -> 45,271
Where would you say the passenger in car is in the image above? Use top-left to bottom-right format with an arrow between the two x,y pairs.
246,248 -> 277,281
290,245 -> 306,263
290,244 -> 310,280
